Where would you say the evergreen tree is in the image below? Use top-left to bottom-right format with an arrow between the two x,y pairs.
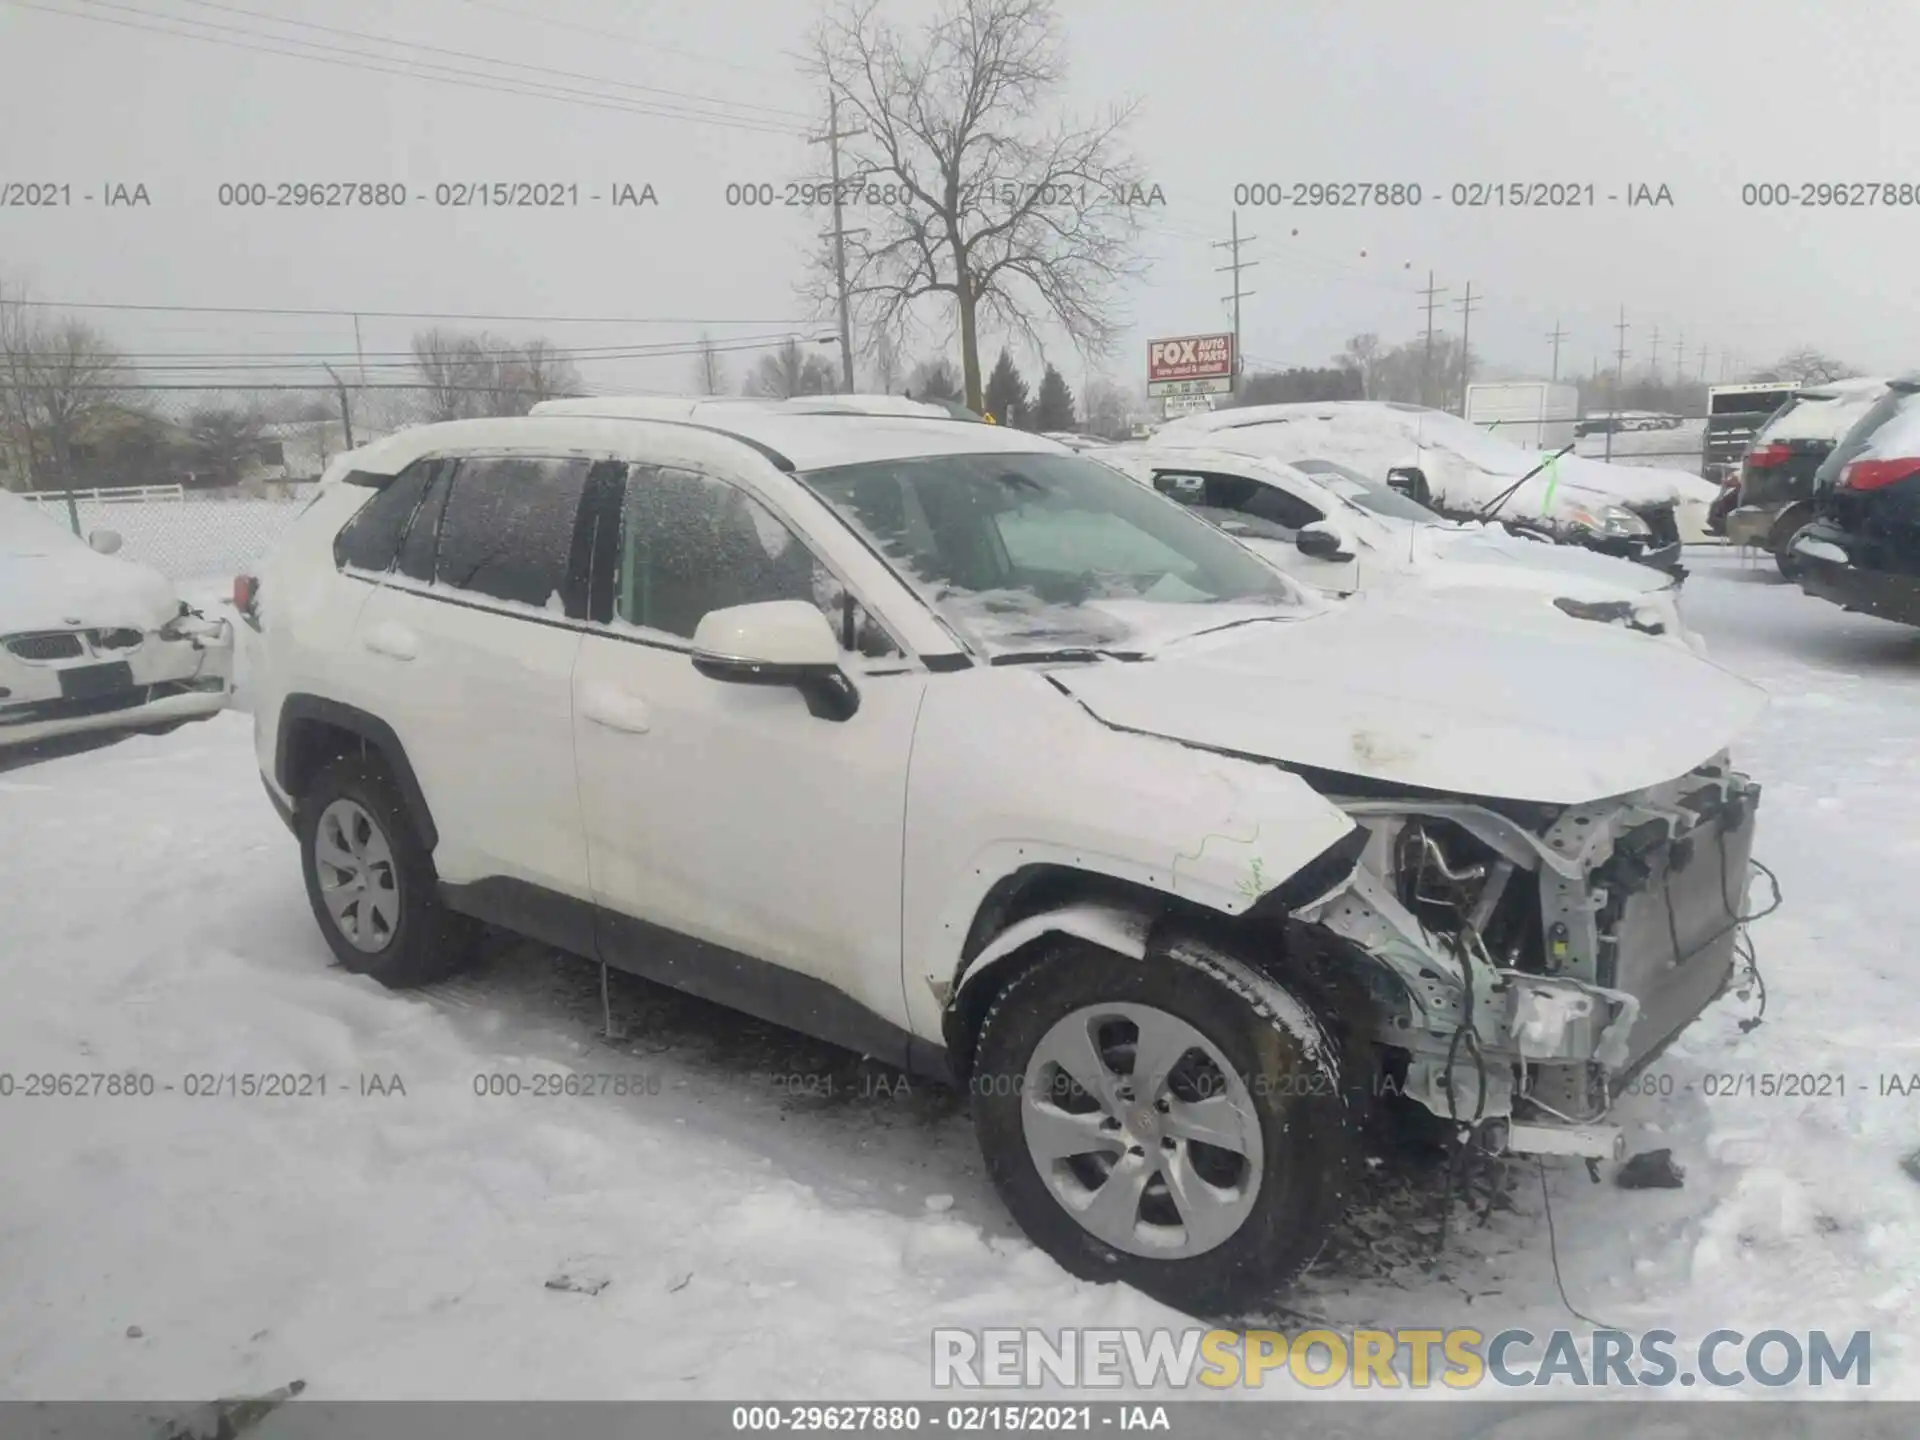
1031,365 -> 1077,431
983,348 -> 1030,427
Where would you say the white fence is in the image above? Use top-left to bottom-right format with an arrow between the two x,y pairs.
24,483 -> 187,506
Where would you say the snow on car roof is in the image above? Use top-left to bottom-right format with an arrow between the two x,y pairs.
1759,378 -> 1890,443
326,406 -> 1066,479
1854,391 -> 1920,459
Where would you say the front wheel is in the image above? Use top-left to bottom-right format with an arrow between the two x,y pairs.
970,937 -> 1356,1315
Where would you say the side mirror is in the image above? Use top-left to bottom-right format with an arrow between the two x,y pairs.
690,600 -> 859,721
88,528 -> 123,555
1385,467 -> 1429,504
1296,521 -> 1354,562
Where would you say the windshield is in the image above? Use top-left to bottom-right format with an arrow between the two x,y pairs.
1291,458 -> 1449,523
0,491 -> 87,558
800,450 -> 1307,656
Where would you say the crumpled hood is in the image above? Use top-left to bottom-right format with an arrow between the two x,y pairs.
1048,604 -> 1764,805
0,550 -> 181,634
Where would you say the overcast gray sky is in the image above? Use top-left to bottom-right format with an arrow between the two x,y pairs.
2,0 -> 1915,399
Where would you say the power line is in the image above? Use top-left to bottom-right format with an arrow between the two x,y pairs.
9,298 -> 813,325
17,0 -> 803,136
449,0 -> 796,82
160,0 -> 814,121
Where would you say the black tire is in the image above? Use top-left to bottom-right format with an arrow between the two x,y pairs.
1776,529 -> 1808,582
296,754 -> 478,987
970,936 -> 1356,1315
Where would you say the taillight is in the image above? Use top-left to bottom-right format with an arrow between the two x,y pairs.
1841,457 -> 1920,491
233,573 -> 258,614
1746,442 -> 1794,468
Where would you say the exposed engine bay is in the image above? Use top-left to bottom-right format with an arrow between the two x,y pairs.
1292,755 -> 1764,1157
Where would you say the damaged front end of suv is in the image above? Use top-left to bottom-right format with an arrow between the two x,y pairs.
1291,757 -> 1762,1158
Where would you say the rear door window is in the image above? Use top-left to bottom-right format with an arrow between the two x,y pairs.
1816,391 -> 1920,490
433,455 -> 596,615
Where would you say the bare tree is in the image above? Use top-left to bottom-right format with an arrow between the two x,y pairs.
411,328 -> 581,418
1752,347 -> 1858,385
0,282 -> 132,518
867,329 -> 902,394
809,0 -> 1148,411
510,339 -> 582,405
1081,375 -> 1133,439
692,333 -> 728,396
747,338 -> 839,398
1336,333 -> 1390,400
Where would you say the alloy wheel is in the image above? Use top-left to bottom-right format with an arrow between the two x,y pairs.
1021,1002 -> 1264,1258
313,797 -> 402,953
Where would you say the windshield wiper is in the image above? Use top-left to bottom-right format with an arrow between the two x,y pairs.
1475,441 -> 1577,521
990,647 -> 1147,666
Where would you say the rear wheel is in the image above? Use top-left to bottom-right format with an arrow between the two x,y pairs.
1776,526 -> 1810,581
970,937 -> 1356,1315
296,755 -> 478,987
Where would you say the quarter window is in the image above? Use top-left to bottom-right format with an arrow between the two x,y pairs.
434,455 -> 594,614
333,461 -> 432,572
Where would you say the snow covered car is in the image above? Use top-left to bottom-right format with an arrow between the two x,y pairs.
1791,379 -> 1920,627
247,404 -> 1766,1313
1726,377 -> 1894,578
1101,443 -> 1697,648
1157,401 -> 1718,574
1,490 -> 233,749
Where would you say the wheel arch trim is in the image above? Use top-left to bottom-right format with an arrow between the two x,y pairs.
275,693 -> 438,851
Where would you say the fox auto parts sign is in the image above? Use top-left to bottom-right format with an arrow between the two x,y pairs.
1147,333 -> 1234,396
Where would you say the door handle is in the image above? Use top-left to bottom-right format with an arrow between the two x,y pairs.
362,621 -> 418,661
581,684 -> 651,733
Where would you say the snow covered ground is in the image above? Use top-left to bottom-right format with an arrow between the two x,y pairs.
4,550 -> 1920,1406
1575,419 -> 1707,476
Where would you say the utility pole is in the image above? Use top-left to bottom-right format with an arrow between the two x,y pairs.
1608,306 -> 1629,462
810,91 -> 861,392
1418,270 -> 1448,409
1454,282 -> 1478,413
1546,321 -> 1567,383
353,313 -> 366,387
1212,212 -> 1258,393
1674,332 -> 1686,380
1647,323 -> 1661,383
1698,344 -> 1709,383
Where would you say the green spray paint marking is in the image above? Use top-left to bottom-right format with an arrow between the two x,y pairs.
1170,823 -> 1263,894
1540,452 -> 1562,513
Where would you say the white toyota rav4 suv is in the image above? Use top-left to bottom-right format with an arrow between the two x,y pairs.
245,398 -> 1768,1312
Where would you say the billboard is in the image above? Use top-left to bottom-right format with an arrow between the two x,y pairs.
1148,333 -> 1234,397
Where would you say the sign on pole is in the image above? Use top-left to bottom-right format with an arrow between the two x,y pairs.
1147,333 -> 1234,398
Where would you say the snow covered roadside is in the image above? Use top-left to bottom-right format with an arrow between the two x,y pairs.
2,556 -> 1919,1403
0,713 -> 1186,1401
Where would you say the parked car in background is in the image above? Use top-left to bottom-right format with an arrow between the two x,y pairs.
1703,382 -> 1799,491
1790,377 -> 1920,626
1156,401 -> 1715,574
1726,377 -> 1890,577
245,402 -> 1765,1312
1,490 -> 233,750
1102,444 -> 1698,649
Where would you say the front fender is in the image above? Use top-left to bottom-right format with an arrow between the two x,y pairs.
900,670 -> 1359,1041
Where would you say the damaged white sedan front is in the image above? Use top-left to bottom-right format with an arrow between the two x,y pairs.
1,491 -> 233,750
